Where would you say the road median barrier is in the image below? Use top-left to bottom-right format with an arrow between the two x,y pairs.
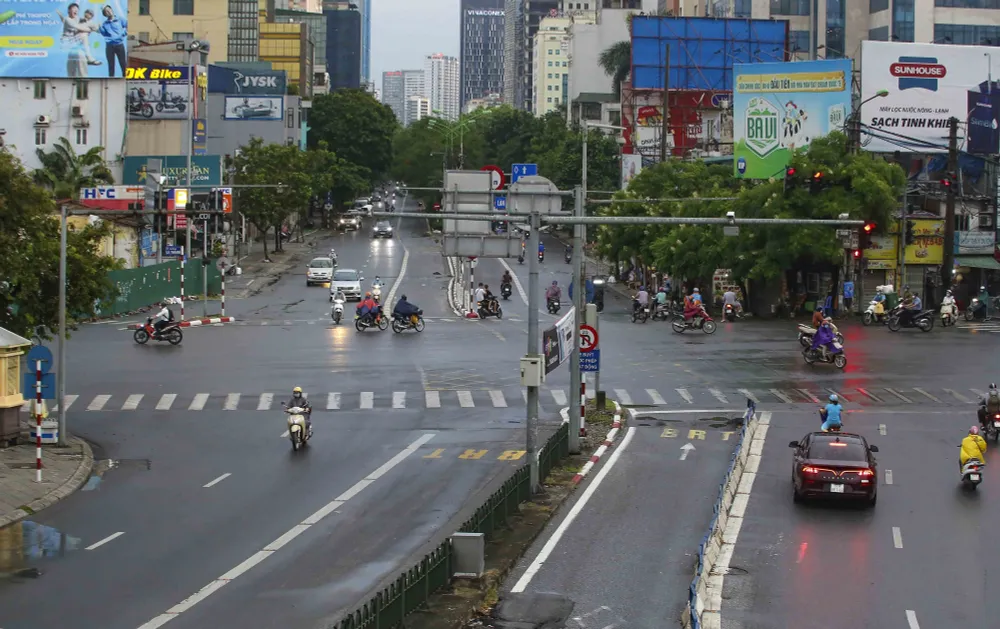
128,316 -> 236,330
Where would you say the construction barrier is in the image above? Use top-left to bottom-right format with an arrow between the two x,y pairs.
100,262 -> 222,317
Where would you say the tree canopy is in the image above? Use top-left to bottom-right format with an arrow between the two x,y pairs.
307,89 -> 398,185
33,137 -> 113,200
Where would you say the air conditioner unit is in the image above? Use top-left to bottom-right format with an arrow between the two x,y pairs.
71,105 -> 83,117
35,115 -> 50,125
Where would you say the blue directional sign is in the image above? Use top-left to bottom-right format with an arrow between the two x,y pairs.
165,245 -> 184,257
511,163 -> 537,183
580,349 -> 600,372
23,345 -> 55,400
494,195 -> 507,211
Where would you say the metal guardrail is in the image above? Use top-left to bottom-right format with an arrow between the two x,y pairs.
331,422 -> 571,629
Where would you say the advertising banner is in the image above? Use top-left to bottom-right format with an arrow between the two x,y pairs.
193,118 -> 206,155
904,219 -> 944,264
542,307 -> 576,374
78,185 -> 143,209
621,153 -> 642,188
208,65 -> 286,95
0,0 -> 129,78
126,65 -> 190,120
967,91 -> 999,154
860,41 -> 1000,153
733,60 -> 851,179
224,96 -> 283,120
955,230 -> 995,255
122,155 -> 222,186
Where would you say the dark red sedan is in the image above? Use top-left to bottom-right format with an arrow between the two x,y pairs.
789,432 -> 879,507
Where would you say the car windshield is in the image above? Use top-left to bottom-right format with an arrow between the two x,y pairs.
808,438 -> 867,462
377,222 -> 391,229
309,259 -> 333,268
334,270 -> 359,281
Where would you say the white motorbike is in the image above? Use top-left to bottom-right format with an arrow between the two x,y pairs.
961,458 -> 984,489
331,296 -> 345,324
797,323 -> 844,347
283,403 -> 311,451
372,283 -> 382,303
862,300 -> 888,326
940,298 -> 958,327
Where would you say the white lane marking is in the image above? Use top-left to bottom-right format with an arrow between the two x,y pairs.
885,469 -> 893,485
856,388 -> 883,402
392,391 -> 406,409
826,388 -> 849,403
797,389 -> 819,403
499,258 -> 529,305
327,392 -> 341,410
884,388 -> 911,403
892,526 -> 903,549
457,390 -> 474,408
86,531 -> 125,550
490,390 -> 507,407
710,388 -> 730,404
511,427 -> 637,593
970,388 -> 987,399
189,394 -> 209,411
122,394 -> 143,411
203,473 -> 231,488
223,394 -> 240,411
737,388 -> 758,404
646,389 -> 666,405
676,388 -> 694,404
53,394 -> 78,412
137,434 -> 436,629
425,391 -> 441,408
87,395 -> 110,411
155,394 -> 176,411
912,387 -> 940,403
360,392 -> 374,409
945,388 -> 972,403
906,610 -> 920,629
552,389 -> 569,406
384,244 -> 409,307
612,389 -> 631,405
770,389 -> 794,404
879,424 -> 887,435
257,393 -> 273,411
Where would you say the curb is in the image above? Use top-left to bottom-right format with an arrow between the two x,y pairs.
129,317 -> 236,330
568,401 -> 624,485
0,436 -> 94,529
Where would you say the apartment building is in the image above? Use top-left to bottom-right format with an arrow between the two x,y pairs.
425,54 -> 461,120
533,16 -> 572,115
460,0 -> 505,113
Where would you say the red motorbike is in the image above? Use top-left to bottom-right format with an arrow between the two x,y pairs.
671,306 -> 717,334
134,318 -> 183,345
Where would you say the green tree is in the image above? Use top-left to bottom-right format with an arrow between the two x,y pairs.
32,137 -> 113,199
598,41 -> 632,97
307,142 -> 369,226
0,148 -> 119,337
234,138 -> 313,261
307,89 -> 398,184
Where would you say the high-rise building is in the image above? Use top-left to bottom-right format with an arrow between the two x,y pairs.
405,95 -> 431,126
382,71 -> 405,121
460,0 -> 505,114
259,21 -> 315,97
229,0 -> 262,61
425,54 -> 460,120
274,0 -> 322,11
502,0 -> 522,107
503,0 -> 560,111
131,0 -> 233,63
323,6 -> 362,89
358,0 -> 372,83
274,8 -> 328,70
532,16 -> 570,115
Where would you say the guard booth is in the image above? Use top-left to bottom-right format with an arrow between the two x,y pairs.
0,328 -> 32,446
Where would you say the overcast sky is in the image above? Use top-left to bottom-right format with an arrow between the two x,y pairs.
371,0 -> 460,84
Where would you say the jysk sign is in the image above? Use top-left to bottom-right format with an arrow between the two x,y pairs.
122,156 -> 223,186
208,65 -> 286,95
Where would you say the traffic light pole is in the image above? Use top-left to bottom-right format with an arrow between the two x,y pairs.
941,117 -> 959,300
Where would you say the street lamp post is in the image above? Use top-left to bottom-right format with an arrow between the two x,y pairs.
849,89 -> 888,152
181,40 -> 207,318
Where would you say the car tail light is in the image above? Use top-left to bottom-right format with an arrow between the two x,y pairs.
856,469 -> 874,478
801,466 -> 820,475
829,442 -> 847,447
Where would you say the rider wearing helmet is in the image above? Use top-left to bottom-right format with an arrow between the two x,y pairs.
392,294 -> 420,321
286,386 -> 312,434
820,394 -> 843,431
978,383 -> 1000,430
357,292 -> 379,320
545,280 -> 561,302
960,426 -> 988,471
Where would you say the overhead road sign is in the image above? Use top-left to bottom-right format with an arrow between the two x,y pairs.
481,165 -> 505,190
511,163 -> 537,183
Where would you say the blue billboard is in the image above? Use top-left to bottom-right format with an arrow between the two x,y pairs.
967,91 -> 1000,155
208,65 -> 286,95
0,0 -> 129,78
630,16 -> 789,92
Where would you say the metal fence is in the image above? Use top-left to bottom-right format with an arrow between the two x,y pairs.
99,262 -> 222,316
331,422 -> 570,629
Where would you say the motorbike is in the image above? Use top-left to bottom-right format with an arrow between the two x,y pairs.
538,250 -> 544,262
547,297 -> 560,314
501,282 -> 512,300
797,323 -> 844,347
355,308 -> 388,332
802,342 -> 847,369
818,408 -> 843,432
965,297 -> 998,321
134,318 -> 183,345
331,297 -> 345,324
372,284 -> 382,304
127,98 -> 153,118
283,403 -> 311,451
887,306 -> 934,332
671,306 -> 717,334
723,303 -> 738,322
391,309 -> 425,333
984,410 -> 1000,442
329,249 -> 338,265
940,300 -> 958,327
862,300 -> 888,326
631,300 -> 649,323
478,296 -> 503,319
651,302 -> 675,321
961,458 -> 984,489
154,94 -> 186,113
564,250 -> 572,263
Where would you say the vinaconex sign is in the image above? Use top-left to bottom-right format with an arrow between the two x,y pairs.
207,65 -> 286,95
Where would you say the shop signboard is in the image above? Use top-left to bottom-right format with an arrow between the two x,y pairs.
126,65 -> 191,120
955,230 -> 995,255
904,219 -> 944,264
122,155 -> 223,186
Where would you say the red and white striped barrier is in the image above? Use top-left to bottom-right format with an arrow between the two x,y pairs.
572,401 -> 623,485
130,316 -> 235,330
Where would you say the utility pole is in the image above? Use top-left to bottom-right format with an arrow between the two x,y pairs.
526,200 -> 541,493
185,47 -> 195,314
568,186 -> 583,454
660,43 -> 670,164
57,204 -> 67,446
941,116 -> 959,299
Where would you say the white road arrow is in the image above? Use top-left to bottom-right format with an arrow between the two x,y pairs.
679,443 -> 696,461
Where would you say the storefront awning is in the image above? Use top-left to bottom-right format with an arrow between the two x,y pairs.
956,255 -> 1000,270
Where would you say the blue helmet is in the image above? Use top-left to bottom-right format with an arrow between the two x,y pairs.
829,393 -> 838,402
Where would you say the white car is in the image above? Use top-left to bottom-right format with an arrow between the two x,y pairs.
339,214 -> 360,230
306,257 -> 335,286
330,268 -> 363,301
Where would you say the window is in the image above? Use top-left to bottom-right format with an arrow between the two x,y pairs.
286,108 -> 295,128
75,128 -> 88,145
807,439 -> 867,462
138,31 -> 150,43
173,0 -> 194,15
790,30 -> 809,53
75,80 -> 89,100
892,0 -> 914,42
734,0 -> 751,17
870,0 -> 889,10
934,23 -> 1000,46
826,0 -> 845,56
34,128 -> 46,145
172,32 -> 194,42
769,0 -> 809,15
547,60 -> 552,66
869,26 -> 889,41
33,80 -> 46,99
138,0 -> 150,14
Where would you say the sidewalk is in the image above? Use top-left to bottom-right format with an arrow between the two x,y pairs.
0,433 -> 94,528
227,229 -> 329,298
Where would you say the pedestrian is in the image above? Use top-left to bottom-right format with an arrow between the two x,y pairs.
843,280 -> 854,315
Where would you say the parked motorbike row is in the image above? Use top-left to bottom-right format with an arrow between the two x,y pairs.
862,300 -> 938,332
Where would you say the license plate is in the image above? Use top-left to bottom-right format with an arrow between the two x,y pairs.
970,474 -> 981,481
994,422 -> 1000,428
644,308 -> 649,313
829,484 -> 845,493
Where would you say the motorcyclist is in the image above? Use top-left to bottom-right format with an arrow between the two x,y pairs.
810,318 -> 839,358
819,394 -> 843,432
392,294 -> 420,323
502,270 -> 513,288
538,242 -> 545,256
635,285 -> 650,314
332,289 -> 347,304
654,285 -> 669,316
811,307 -> 825,329
285,386 -> 312,434
356,292 -> 379,322
941,289 -> 956,317
722,288 -> 741,315
978,285 -> 991,316
151,303 -> 175,335
682,288 -> 701,321
545,280 -> 561,304
899,292 -> 921,326
978,383 -> 1000,430
960,426 -> 988,471
565,245 -> 572,259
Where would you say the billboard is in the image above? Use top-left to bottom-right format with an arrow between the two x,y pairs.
0,0 -> 128,78
126,66 -> 190,120
733,59 -> 851,179
630,16 -> 788,92
224,96 -> 283,120
967,91 -> 999,154
904,219 -> 944,265
621,154 -> 642,188
78,186 -> 143,210
860,41 -> 1000,152
122,155 -> 223,186
208,65 -> 286,95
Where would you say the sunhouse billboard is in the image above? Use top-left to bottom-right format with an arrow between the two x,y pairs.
733,59 -> 851,179
0,0 -> 129,78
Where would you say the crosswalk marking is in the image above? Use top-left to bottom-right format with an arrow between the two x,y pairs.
770,389 -> 794,404
676,388 -> 693,404
613,389 -> 632,405
970,388 -> 987,399
426,391 -> 441,408
156,394 -> 176,410
797,389 -> 819,404
327,392 -> 341,410
646,389 -> 666,405
856,388 -> 882,402
189,393 -> 209,411
551,389 -> 569,406
884,388 -> 912,403
87,395 -> 110,411
392,391 -> 405,409
360,392 -> 374,409
945,388 -> 972,403
521,389 -> 528,403
826,388 -> 849,403
53,394 -> 78,412
737,389 -> 758,404
257,393 -> 273,411
457,390 -> 474,408
490,390 -> 507,407
223,394 -> 240,410
122,394 -> 143,411
912,387 -> 941,403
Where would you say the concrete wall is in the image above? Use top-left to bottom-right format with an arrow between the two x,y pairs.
568,14 -> 630,102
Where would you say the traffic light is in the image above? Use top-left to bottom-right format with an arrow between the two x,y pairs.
809,171 -> 825,194
940,172 -> 957,190
859,221 -> 876,249
783,166 -> 797,192
852,249 -> 862,259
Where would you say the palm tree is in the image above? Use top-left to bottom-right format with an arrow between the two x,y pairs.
33,137 -> 113,199
598,41 -> 632,98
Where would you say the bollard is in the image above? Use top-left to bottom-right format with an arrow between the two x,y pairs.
220,272 -> 226,318
34,359 -> 42,483
580,379 -> 587,437
180,258 -> 186,321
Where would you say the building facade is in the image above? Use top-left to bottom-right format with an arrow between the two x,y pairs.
405,95 -> 431,126
259,22 -> 315,97
532,16 -> 571,115
229,0 -> 262,61
465,92 -> 504,113
131,0 -> 230,63
425,54 -> 460,120
274,0 -> 323,11
324,7 -> 362,89
503,0 -> 561,111
274,8 -> 328,70
382,71 -> 405,121
460,0 -> 505,114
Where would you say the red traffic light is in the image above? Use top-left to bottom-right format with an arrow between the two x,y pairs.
812,171 -> 823,180
940,178 -> 952,187
863,222 -> 875,233
852,249 -> 862,259
786,167 -> 796,177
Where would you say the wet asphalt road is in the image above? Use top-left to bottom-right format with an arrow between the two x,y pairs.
2,200 -> 999,628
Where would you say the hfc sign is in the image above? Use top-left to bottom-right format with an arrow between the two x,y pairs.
80,186 -> 143,200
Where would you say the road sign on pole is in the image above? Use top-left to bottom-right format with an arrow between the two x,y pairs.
580,349 -> 599,372
494,195 -> 507,211
579,324 -> 598,351
481,165 -> 505,190
511,163 -> 538,183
